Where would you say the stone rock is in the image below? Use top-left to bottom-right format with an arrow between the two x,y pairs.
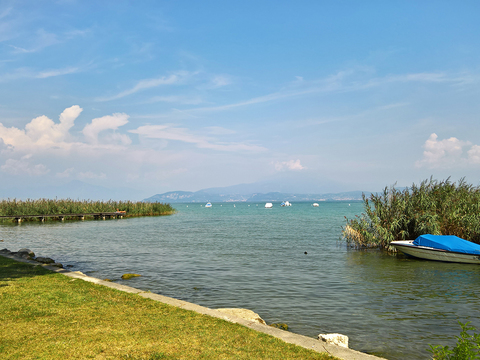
121,273 -> 141,280
216,308 -> 267,325
17,248 -> 35,259
51,263 -> 63,268
0,248 -> 12,254
318,333 -> 349,348
270,323 -> 289,331
35,257 -> 55,264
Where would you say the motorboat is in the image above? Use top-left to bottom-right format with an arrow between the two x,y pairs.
280,201 -> 292,207
390,234 -> 480,264
312,203 -> 319,207
265,203 -> 273,208
205,202 -> 212,208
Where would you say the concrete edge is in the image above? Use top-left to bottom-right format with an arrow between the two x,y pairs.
0,253 -> 385,360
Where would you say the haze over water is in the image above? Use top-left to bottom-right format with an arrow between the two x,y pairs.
2,202 -> 480,359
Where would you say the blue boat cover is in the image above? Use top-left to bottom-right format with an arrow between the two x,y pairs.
413,234 -> 480,255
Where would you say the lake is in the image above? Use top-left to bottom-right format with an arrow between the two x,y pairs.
1,201 -> 479,359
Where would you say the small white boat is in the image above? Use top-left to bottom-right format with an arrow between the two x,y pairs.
265,202 -> 273,208
280,201 -> 292,207
391,235 -> 480,264
312,203 -> 319,207
205,202 -> 212,208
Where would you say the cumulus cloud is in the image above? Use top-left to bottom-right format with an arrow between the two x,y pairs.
415,133 -> 480,168
0,105 -> 82,150
0,105 -> 132,156
129,124 -> 265,152
1,155 -> 49,176
82,113 -> 130,143
274,159 -> 305,171
468,145 -> 480,164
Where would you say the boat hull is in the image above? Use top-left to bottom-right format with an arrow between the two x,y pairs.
391,240 -> 480,264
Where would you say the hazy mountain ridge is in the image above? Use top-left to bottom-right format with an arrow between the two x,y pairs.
144,190 -> 369,203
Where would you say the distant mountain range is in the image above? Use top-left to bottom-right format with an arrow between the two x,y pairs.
143,189 -> 370,203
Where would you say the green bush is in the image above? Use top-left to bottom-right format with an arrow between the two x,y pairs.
343,178 -> 480,249
429,321 -> 480,359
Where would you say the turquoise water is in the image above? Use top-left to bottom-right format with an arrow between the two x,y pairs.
2,201 -> 480,359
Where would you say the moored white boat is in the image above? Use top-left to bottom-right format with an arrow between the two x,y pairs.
391,234 -> 480,264
312,203 -> 319,207
280,201 -> 292,207
205,202 -> 212,208
265,202 -> 273,208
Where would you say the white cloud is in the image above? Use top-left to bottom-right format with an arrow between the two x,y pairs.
203,126 -> 236,135
274,159 -> 305,171
82,113 -> 129,143
129,124 -> 265,152
96,71 -> 190,101
209,75 -> 232,88
9,28 -> 60,54
1,155 -> 49,176
36,66 -> 80,78
78,171 -> 107,179
468,145 -> 480,164
0,66 -> 83,82
146,95 -> 203,105
0,105 -> 82,150
56,167 -> 75,178
415,133 -> 479,168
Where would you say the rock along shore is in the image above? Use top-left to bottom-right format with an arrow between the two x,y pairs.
0,247 -> 385,360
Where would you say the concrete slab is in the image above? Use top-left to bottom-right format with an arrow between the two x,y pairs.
0,252 -> 385,360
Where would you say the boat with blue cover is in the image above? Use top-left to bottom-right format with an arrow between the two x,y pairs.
390,234 -> 480,264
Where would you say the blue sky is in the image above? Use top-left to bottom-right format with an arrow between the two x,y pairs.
1,1 -> 480,199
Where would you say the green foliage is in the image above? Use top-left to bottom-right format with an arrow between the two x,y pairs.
0,198 -> 175,221
429,321 -> 480,359
343,178 -> 480,249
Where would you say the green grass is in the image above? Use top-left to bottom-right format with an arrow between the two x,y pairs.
0,257 -> 337,360
0,198 -> 175,222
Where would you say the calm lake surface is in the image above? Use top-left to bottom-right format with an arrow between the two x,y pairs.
2,201 -> 480,359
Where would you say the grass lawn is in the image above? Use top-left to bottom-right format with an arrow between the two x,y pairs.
0,257 -> 338,360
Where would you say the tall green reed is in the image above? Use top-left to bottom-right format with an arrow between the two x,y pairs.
344,178 -> 480,249
0,198 -> 175,221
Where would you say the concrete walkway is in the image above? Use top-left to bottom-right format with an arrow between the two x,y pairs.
1,253 -> 385,360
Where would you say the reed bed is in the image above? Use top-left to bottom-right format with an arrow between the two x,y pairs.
343,177 -> 480,249
0,198 -> 175,221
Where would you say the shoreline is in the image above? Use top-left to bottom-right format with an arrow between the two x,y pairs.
0,249 -> 383,360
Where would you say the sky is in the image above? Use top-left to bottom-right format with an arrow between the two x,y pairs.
1,1 -> 480,200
